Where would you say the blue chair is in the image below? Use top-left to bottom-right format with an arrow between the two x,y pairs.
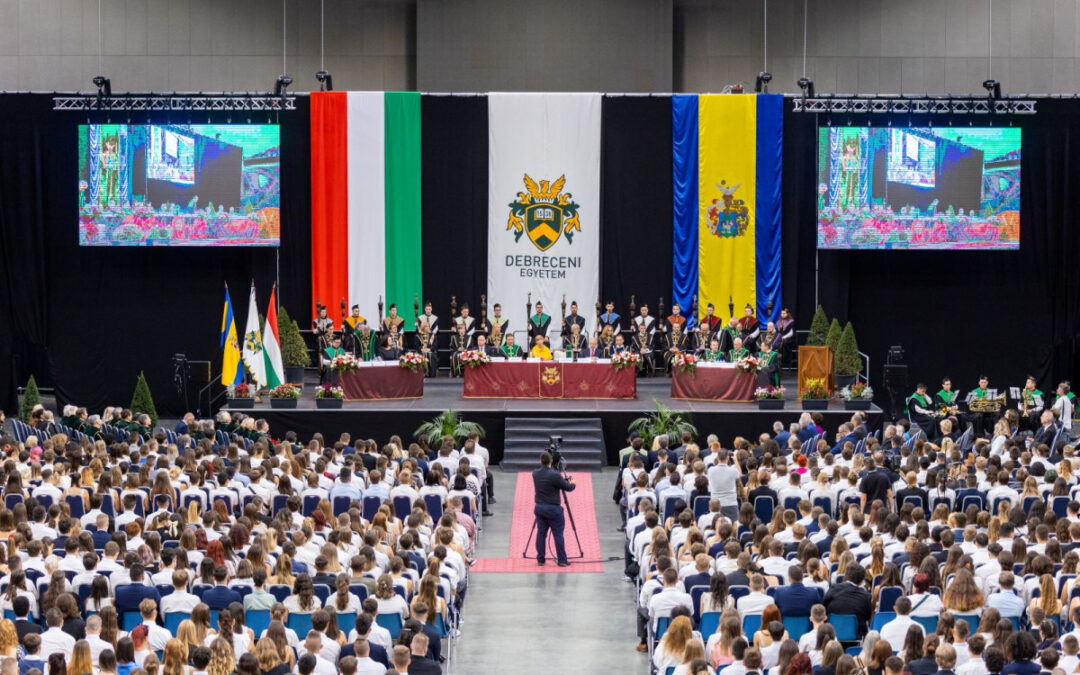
783,616 -> 812,641
655,616 -> 672,641
689,585 -> 709,624
914,616 -> 938,633
845,646 -> 863,656
362,496 -> 383,522
271,495 -> 288,516
424,495 -> 444,523
209,609 -> 219,631
164,612 -> 190,634
954,613 -> 981,629
694,496 -> 711,520
729,586 -> 750,604
121,611 -> 143,631
831,614 -> 860,641
432,613 -> 450,638
393,495 -> 413,522
375,612 -> 403,639
742,614 -> 762,637
700,611 -> 721,639
783,496 -> 801,511
1,611 -> 13,622
877,586 -> 903,613
812,496 -> 833,518
3,495 -> 19,511
65,495 -> 85,519
333,496 -> 353,516
287,612 -> 313,636
337,611 -> 357,633
247,610 -> 271,638
870,611 -> 896,632
302,495 -> 321,517
156,585 -> 174,598
349,585 -> 369,602
754,496 -> 775,525
1053,496 -> 1070,518
313,584 -> 332,606
269,585 -> 291,603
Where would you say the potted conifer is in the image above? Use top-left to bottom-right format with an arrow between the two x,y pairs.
279,307 -> 310,385
835,322 -> 862,389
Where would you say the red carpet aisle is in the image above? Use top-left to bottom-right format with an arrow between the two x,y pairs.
470,472 -> 604,573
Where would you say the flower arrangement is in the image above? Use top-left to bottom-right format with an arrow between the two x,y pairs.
801,378 -> 829,400
269,384 -> 301,399
329,353 -> 359,372
736,356 -> 760,375
459,350 -> 491,368
671,352 -> 697,374
228,382 -> 251,399
399,352 -> 429,372
315,384 -> 343,400
840,381 -> 874,401
610,351 -> 640,371
755,386 -> 786,400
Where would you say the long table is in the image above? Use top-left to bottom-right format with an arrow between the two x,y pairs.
671,363 -> 757,402
339,363 -> 425,401
462,359 -> 637,399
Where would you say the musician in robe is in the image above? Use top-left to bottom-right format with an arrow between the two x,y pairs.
665,303 -> 687,334
344,304 -> 366,351
737,304 -> 760,348
454,303 -> 476,336
609,333 -> 629,357
599,301 -> 621,336
935,378 -> 960,416
500,333 -> 524,359
488,303 -> 508,347
562,301 -> 586,340
633,323 -> 655,374
757,341 -> 779,387
313,305 -> 334,353
449,323 -> 472,377
598,324 -> 615,355
634,304 -> 657,334
354,322 -> 378,362
965,375 -> 995,436
530,334 -> 553,360
562,323 -> 585,359
475,333 -> 498,358
1019,376 -> 1045,431
376,331 -> 402,361
727,337 -> 748,363
907,383 -> 936,437
529,301 -> 552,344
322,333 -> 346,385
662,324 -> 688,374
582,337 -> 603,360
719,318 -> 740,353
700,337 -> 724,362
700,303 -> 722,336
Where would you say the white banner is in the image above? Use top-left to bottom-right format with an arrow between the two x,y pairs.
487,93 -> 602,345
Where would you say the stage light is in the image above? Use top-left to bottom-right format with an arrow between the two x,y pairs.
797,77 -> 815,98
274,75 -> 293,97
730,84 -> 744,94
983,79 -> 1002,100
755,71 -> 773,93
92,75 -> 111,97
315,70 -> 334,91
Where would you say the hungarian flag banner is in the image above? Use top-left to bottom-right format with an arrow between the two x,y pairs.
262,285 -> 285,388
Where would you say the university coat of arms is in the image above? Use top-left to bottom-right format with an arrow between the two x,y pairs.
507,174 -> 581,252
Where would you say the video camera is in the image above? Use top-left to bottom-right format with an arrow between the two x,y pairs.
546,435 -> 565,472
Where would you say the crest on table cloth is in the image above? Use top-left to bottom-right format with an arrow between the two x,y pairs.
542,366 -> 561,385
706,180 -> 750,238
507,174 -> 581,252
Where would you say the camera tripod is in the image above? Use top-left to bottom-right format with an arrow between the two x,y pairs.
522,469 -> 585,562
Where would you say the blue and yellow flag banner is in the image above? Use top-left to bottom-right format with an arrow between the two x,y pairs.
220,286 -> 243,386
672,94 -> 782,323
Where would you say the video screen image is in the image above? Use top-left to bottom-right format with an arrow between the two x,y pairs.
817,126 -> 1021,250
78,124 -> 280,246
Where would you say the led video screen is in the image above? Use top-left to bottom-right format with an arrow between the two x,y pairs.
817,126 -> 1020,250
78,124 -> 280,246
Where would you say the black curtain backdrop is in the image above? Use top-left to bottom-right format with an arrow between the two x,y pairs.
782,99 -> 1080,405
0,94 -> 311,416
420,95 -> 488,327
601,96 -> 673,319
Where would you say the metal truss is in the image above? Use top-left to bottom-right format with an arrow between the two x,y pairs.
792,97 -> 1037,115
52,95 -> 296,112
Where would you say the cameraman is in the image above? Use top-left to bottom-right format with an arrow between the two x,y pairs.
532,451 -> 576,567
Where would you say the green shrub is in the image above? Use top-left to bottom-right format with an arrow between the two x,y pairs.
807,305 -> 829,346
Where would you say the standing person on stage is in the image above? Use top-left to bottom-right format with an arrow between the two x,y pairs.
728,337 -> 748,363
454,303 -> 476,336
488,303 -> 508,347
562,324 -> 585,359
500,333 -> 524,359
700,337 -> 724,362
700,303 -> 721,336
662,324 -> 687,374
737,304 -> 760,348
532,451 -> 576,567
634,304 -> 657,335
313,305 -> 334,353
382,304 -> 405,335
322,334 -> 346,385
343,305 -> 366,352
449,323 -> 472,377
582,337 -> 603,360
719,317 -> 740,353
562,302 -> 586,341
1052,382 -> 1074,435
966,375 -> 995,436
530,335 -> 553,361
529,302 -> 552,344
757,341 -> 779,387
665,303 -> 687,335
1019,376 -> 1045,431
599,301 -> 622,336
354,322 -> 377,362
634,323 -> 654,375
415,302 -> 438,377
907,383 -> 936,437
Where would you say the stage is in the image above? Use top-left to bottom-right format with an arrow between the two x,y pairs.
234,375 -> 883,466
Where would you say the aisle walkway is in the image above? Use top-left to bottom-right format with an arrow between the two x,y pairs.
452,469 -> 650,674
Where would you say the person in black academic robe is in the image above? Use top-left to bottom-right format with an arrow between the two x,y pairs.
529,302 -> 552,343
633,326 -> 655,375
561,302 -> 587,340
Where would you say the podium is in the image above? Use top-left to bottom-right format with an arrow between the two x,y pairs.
798,346 -> 834,395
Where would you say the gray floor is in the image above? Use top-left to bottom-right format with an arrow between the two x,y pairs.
451,469 -> 651,674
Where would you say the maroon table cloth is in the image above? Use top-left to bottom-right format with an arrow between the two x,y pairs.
671,365 -> 757,402
463,360 -> 637,399
339,365 -> 424,401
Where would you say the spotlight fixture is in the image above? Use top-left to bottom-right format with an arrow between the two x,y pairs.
796,77 -> 815,98
315,70 -> 334,92
755,71 -> 772,93
982,79 -> 1001,100
730,84 -> 744,94
92,75 -> 111,97
274,75 -> 293,97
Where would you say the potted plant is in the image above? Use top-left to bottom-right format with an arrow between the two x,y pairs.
314,384 -> 344,409
806,305 -> 829,346
227,382 -> 255,408
628,399 -> 698,448
801,378 -> 830,410
278,307 -> 310,386
459,350 -> 491,368
611,351 -> 640,371
825,318 -> 842,354
399,352 -> 429,373
19,375 -> 41,423
841,381 -> 874,411
756,386 -> 786,410
834,322 -> 862,388
129,371 -> 159,428
671,352 -> 696,374
414,409 -> 487,446
268,383 -> 301,408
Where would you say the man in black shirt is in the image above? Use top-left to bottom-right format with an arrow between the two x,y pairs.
860,453 -> 893,513
532,451 -> 576,567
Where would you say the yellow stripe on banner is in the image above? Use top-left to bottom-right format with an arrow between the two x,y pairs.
697,94 -> 756,317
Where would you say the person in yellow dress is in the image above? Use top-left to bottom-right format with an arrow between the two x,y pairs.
530,335 -> 553,360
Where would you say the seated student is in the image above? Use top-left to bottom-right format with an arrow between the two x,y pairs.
881,597 -> 924,652
956,635 -> 988,675
1000,632 -> 1040,675
160,569 -> 201,615
1057,635 -> 1080,675
18,633 -> 46,675
12,596 -> 41,643
935,642 -> 959,675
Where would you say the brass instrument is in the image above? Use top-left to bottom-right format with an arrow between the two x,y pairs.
969,394 -> 1006,414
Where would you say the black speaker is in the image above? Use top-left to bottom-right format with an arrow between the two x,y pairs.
883,364 -> 908,390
